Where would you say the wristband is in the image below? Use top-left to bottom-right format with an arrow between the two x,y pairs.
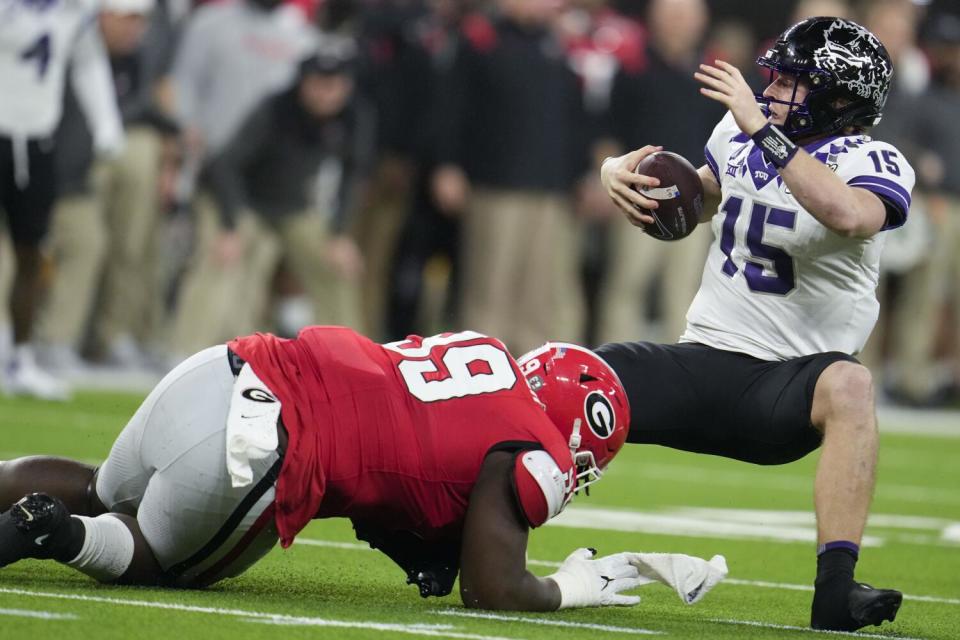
751,122 -> 798,169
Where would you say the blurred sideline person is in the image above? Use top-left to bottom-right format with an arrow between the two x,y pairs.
903,13 -> 960,401
0,231 -> 14,367
385,0 -> 469,340
792,0 -> 852,21
0,0 -> 124,399
168,0 -> 317,345
599,17 -> 911,631
349,1 -> 432,340
0,327 -> 664,611
170,0 -> 316,173
432,0 -> 587,353
596,0 -> 721,345
557,0 -> 646,343
36,0 -> 177,372
857,0 -> 942,405
90,1 -> 178,368
168,41 -> 374,359
703,19 -> 765,91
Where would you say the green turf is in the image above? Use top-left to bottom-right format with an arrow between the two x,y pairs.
0,392 -> 957,639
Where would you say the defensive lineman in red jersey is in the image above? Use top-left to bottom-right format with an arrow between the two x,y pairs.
0,327 -> 646,610
229,328 -> 580,549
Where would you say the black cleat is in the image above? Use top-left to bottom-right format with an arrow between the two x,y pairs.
848,583 -> 902,628
0,493 -> 77,567
812,579 -> 903,631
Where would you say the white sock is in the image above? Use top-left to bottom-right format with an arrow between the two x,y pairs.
65,515 -> 135,582
12,343 -> 34,367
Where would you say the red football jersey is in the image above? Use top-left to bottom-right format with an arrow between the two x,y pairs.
228,327 -> 575,547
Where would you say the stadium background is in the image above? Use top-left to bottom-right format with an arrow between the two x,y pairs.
0,0 -> 956,409
0,0 -> 958,637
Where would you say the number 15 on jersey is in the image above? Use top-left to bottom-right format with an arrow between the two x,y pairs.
718,195 -> 798,296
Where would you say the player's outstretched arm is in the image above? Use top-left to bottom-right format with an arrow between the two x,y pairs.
460,452 -> 643,611
459,451 -> 561,611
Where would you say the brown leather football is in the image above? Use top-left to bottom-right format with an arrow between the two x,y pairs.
632,151 -> 704,241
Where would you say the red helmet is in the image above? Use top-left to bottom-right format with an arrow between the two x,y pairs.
516,342 -> 630,492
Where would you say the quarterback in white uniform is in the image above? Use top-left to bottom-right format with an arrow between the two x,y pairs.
686,111 -> 914,360
598,17 -> 909,633
0,0 -> 122,400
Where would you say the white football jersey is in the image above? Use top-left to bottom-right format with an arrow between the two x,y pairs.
0,0 -> 101,137
680,112 -> 915,361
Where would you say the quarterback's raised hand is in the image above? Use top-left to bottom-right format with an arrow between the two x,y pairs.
546,548 -> 643,608
695,60 -> 768,137
600,145 -> 663,227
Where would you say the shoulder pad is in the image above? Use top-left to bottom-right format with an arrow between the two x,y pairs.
513,450 -> 572,528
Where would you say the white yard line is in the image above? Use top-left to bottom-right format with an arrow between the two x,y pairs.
0,587 -> 518,640
662,508 -> 960,548
721,579 -> 960,606
549,505 -> 960,547
434,610 -> 922,640
292,538 -> 960,606
877,408 -> 960,438
294,538 -> 369,551
724,578 -> 813,593
526,559 -> 561,568
941,524 -> 960,544
673,508 -> 955,530
709,617 -> 925,640
611,464 -> 960,507
244,617 -> 519,640
0,582 -> 949,640
548,507 -> 882,547
0,607 -> 78,620
431,609 -> 663,635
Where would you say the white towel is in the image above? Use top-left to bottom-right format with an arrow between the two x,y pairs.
626,552 -> 728,604
225,364 -> 281,487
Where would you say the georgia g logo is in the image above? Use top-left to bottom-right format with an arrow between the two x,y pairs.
584,391 -> 615,439
241,387 -> 277,403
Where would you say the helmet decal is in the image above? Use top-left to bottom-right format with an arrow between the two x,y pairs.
584,391 -> 614,439
816,20 -> 891,106
756,17 -> 892,139
527,374 -> 545,392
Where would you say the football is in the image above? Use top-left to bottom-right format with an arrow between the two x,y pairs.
632,151 -> 704,241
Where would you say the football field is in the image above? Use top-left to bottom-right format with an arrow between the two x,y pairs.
0,392 -> 957,640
